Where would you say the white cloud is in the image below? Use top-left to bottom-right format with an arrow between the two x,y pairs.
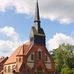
0,26 -> 22,56
0,26 -> 19,41
0,0 -> 74,24
0,40 -> 19,52
47,33 -> 74,51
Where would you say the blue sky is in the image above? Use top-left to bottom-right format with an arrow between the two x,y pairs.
0,0 -> 74,56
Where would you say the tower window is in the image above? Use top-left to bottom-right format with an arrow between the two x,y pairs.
19,58 -> 21,62
46,55 -> 48,61
31,53 -> 34,60
38,51 -> 42,60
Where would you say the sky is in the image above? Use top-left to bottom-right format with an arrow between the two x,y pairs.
0,0 -> 74,56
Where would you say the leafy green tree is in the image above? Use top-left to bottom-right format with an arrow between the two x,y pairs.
61,67 -> 72,74
72,68 -> 74,74
52,44 -> 74,74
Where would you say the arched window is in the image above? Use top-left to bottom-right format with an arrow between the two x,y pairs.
31,53 -> 34,60
38,51 -> 42,60
19,57 -> 21,62
8,66 -> 10,72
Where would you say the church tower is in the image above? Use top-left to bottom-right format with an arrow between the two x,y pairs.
3,1 -> 55,74
30,1 -> 46,46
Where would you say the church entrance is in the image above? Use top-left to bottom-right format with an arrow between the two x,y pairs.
37,67 -> 43,74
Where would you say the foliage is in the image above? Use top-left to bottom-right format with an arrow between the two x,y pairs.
61,67 -> 72,74
72,68 -> 74,74
52,44 -> 74,74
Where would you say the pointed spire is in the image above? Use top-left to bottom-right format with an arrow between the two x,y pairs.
30,0 -> 46,46
34,0 -> 41,31
34,0 -> 40,23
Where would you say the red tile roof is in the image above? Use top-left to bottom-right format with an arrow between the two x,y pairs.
5,42 -> 31,65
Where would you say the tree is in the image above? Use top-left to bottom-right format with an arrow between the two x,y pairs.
52,44 -> 74,74
72,68 -> 74,74
61,67 -> 72,74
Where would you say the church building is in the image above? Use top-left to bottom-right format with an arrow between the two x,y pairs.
3,1 -> 55,74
